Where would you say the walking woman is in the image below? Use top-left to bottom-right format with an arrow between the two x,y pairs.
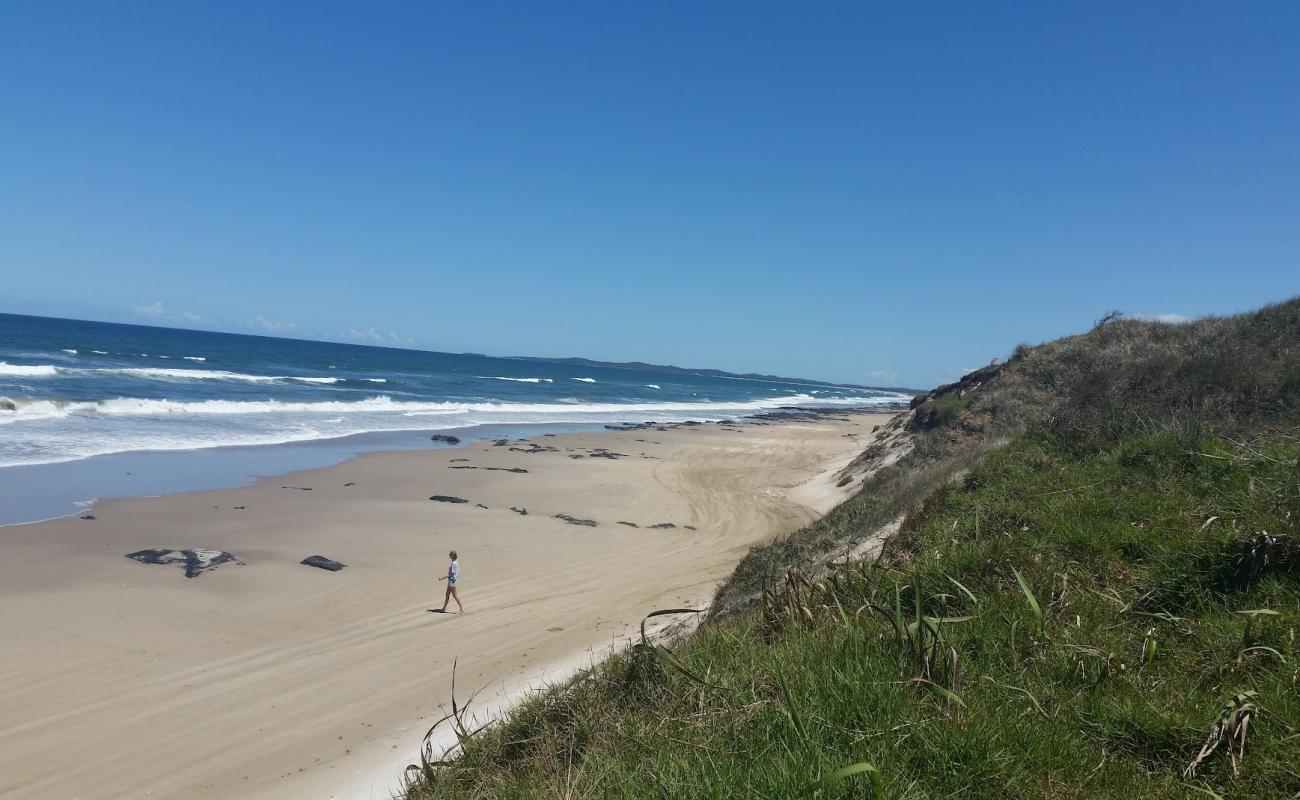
439,550 -> 464,614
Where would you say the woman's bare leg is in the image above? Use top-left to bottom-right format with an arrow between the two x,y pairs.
440,585 -> 451,612
450,587 -> 464,614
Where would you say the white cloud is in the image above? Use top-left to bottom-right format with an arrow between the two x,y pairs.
133,301 -> 166,317
253,315 -> 299,334
346,327 -> 414,347
179,311 -> 203,323
865,369 -> 898,384
1125,313 -> 1191,324
348,327 -> 383,343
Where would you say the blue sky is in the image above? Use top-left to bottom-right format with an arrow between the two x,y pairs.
2,2 -> 1296,388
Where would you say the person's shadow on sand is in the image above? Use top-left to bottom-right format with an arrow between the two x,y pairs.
427,608 -> 449,613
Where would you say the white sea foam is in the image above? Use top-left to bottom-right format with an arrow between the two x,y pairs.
91,350 -> 108,355
2,363 -> 342,384
572,377 -> 596,383
61,349 -> 78,355
182,356 -> 206,362
645,384 -> 661,389
363,378 -> 387,383
481,376 -> 554,383
0,391 -> 910,467
1,392 -> 901,422
101,367 -> 338,384
0,362 -> 59,377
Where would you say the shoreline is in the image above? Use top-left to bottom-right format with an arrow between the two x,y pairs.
0,404 -> 909,527
0,408 -> 896,800
0,421 -> 615,528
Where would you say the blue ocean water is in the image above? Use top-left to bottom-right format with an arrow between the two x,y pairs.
0,313 -> 905,470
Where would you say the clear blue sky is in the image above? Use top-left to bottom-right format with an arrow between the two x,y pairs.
2,2 -> 1296,388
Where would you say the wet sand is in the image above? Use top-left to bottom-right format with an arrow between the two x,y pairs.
0,410 -> 894,799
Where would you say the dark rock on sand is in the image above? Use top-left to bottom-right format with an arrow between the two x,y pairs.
126,548 -> 242,578
510,506 -> 528,515
684,525 -> 697,531
493,439 -> 509,446
80,514 -> 96,520
448,466 -> 529,473
431,435 -> 461,444
616,521 -> 639,528
650,522 -> 677,529
450,458 -> 471,463
604,421 -> 658,431
476,503 -> 488,509
344,482 -> 356,487
555,514 -> 598,527
301,555 -> 346,572
429,495 -> 469,504
281,486 -> 312,491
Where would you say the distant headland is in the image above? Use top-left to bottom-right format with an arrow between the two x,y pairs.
500,355 -> 923,395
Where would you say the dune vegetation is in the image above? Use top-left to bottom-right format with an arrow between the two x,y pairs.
401,299 -> 1300,799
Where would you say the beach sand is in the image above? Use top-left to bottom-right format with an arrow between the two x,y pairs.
0,410 -> 894,799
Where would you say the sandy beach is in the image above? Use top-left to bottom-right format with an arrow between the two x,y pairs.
0,410 -> 894,800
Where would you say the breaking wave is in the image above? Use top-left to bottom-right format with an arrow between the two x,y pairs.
0,391 -> 908,466
0,362 -> 59,377
0,364 -> 340,384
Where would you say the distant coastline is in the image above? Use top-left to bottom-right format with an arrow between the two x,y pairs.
504,355 -> 923,395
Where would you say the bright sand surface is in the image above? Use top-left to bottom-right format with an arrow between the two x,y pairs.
0,410 -> 895,800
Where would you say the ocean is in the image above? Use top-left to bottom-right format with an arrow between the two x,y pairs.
0,313 -> 905,524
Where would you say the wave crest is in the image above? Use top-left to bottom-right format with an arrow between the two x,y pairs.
0,362 -> 59,377
101,367 -> 339,384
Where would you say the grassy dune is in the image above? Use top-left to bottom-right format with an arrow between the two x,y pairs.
401,299 -> 1300,799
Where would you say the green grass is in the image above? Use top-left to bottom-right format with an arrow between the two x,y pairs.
399,299 -> 1300,798
404,431 -> 1299,799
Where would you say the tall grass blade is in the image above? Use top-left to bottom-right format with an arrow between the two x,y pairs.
639,608 -> 703,643
1011,566 -> 1044,637
772,657 -> 809,745
910,677 -> 966,708
808,761 -> 883,795
944,573 -> 980,606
